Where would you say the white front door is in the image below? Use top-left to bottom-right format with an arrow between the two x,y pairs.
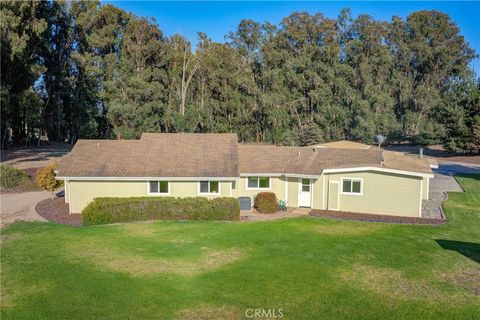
298,178 -> 311,207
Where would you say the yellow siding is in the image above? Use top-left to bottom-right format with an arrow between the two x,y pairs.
326,171 -> 422,217
68,180 -> 232,213
311,178 -> 323,209
287,177 -> 298,207
235,177 -> 287,202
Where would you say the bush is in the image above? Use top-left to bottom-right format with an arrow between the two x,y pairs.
36,162 -> 63,192
0,164 -> 30,189
254,192 -> 278,213
82,197 -> 240,226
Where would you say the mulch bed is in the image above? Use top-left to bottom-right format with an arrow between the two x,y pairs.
309,209 -> 446,225
35,197 -> 82,227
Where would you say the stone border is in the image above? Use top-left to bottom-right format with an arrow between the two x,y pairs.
309,210 -> 445,225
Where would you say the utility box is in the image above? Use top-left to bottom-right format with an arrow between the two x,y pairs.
238,197 -> 251,211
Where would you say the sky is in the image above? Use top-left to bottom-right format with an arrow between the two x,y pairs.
104,1 -> 480,75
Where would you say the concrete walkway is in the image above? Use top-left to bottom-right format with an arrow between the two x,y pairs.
0,191 -> 51,227
430,161 -> 480,193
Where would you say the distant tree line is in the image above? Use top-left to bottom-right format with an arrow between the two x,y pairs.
1,1 -> 479,152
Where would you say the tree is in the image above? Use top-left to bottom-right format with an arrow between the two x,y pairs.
36,162 -> 63,196
0,0 -> 49,145
442,80 -> 480,153
300,123 -> 324,146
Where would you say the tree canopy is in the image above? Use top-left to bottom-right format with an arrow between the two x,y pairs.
1,1 -> 479,153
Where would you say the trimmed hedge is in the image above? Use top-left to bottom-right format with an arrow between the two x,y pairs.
254,192 -> 278,213
82,196 -> 240,226
0,164 -> 30,189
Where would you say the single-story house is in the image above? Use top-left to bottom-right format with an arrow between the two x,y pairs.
56,133 -> 435,217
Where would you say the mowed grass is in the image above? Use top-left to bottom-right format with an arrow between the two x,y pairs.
1,176 -> 479,319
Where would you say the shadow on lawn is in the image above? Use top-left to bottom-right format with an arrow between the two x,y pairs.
436,240 -> 480,263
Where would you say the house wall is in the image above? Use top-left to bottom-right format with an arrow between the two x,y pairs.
235,177 -> 287,203
287,177 -> 299,207
325,171 -> 423,217
68,180 -> 231,213
235,176 -> 324,209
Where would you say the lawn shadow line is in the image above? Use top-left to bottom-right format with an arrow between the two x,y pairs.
435,239 -> 480,263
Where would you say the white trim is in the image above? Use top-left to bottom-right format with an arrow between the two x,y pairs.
419,179 -> 423,217
328,180 -> 340,211
311,179 -> 314,208
147,181 -> 171,196
240,173 -> 283,177
298,178 -> 312,208
322,174 -> 326,209
323,167 -> 433,178
56,176 -> 237,181
197,181 -> 221,195
339,177 -> 364,196
426,178 -> 430,198
284,173 -> 322,179
245,176 -> 272,190
429,164 -> 439,169
285,177 -> 289,205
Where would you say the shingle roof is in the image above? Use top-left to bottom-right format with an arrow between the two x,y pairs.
238,144 -> 385,175
57,133 -> 239,177
57,136 -> 432,178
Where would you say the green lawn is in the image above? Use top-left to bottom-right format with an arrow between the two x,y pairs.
1,175 -> 479,319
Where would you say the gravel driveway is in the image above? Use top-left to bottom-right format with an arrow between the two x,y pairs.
0,191 -> 51,227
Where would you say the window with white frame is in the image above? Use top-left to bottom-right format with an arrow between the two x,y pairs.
247,177 -> 270,189
199,181 -> 220,194
148,181 -> 169,194
341,178 -> 362,195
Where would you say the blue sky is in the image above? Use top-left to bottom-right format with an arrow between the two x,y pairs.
104,1 -> 480,74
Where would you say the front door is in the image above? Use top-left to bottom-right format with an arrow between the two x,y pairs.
328,181 -> 339,210
298,178 -> 311,207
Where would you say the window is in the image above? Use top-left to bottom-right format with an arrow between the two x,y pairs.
341,178 -> 363,195
148,181 -> 169,194
199,181 -> 220,194
246,177 -> 270,189
301,179 -> 310,192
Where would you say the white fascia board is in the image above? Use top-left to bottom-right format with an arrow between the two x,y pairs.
55,176 -> 238,181
284,173 -> 322,179
322,167 -> 434,178
240,173 -> 283,177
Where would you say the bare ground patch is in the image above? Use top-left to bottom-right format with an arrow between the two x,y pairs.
175,304 -> 241,320
69,243 -> 245,277
442,267 -> 480,296
339,264 -> 480,303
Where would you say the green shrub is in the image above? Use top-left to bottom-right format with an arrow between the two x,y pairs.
254,192 -> 278,213
82,197 -> 240,226
0,164 -> 30,189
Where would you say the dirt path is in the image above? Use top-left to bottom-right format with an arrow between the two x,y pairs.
1,143 -> 71,169
0,191 -> 51,227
